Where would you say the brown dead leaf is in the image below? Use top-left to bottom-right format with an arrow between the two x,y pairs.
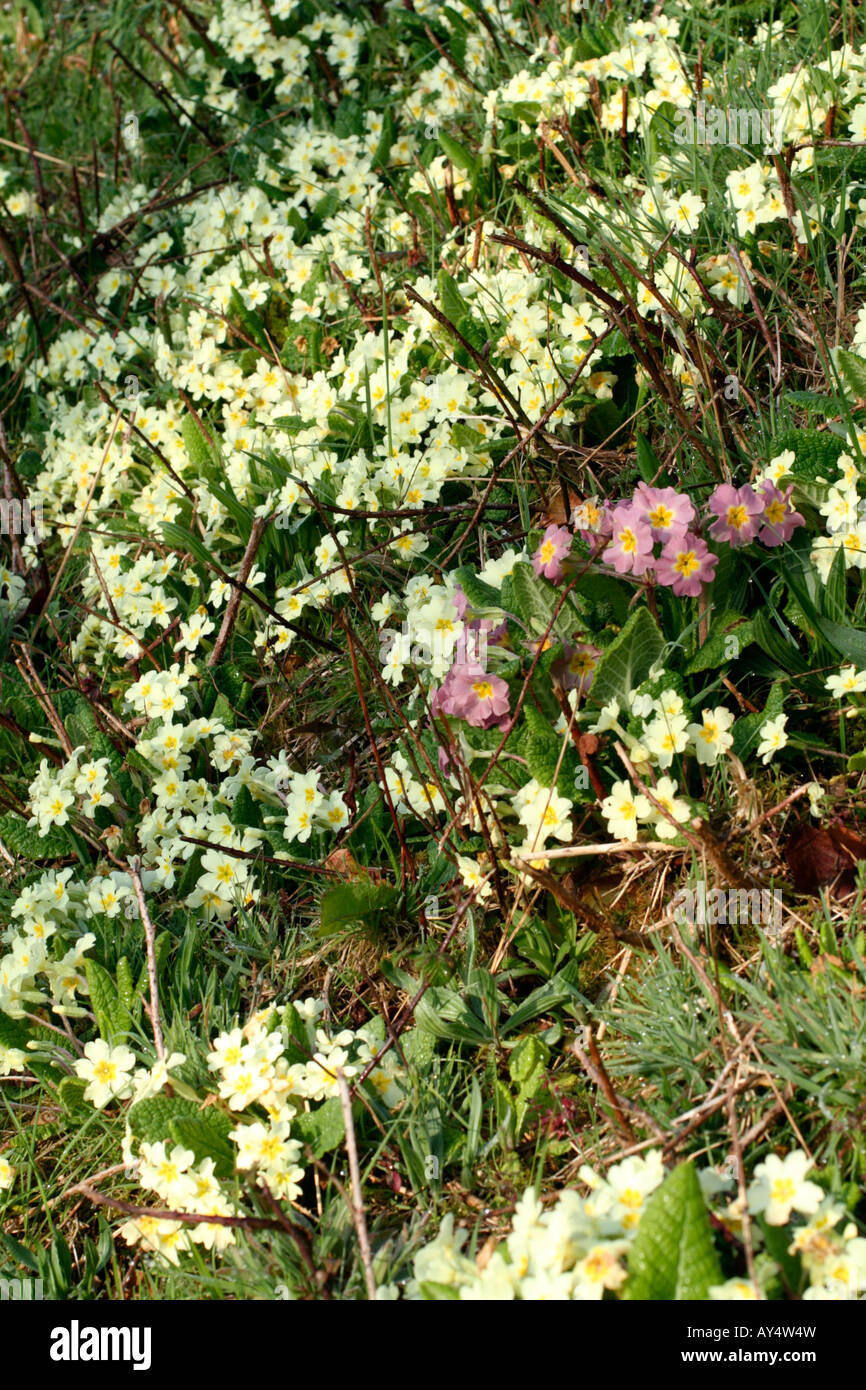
476,1236 -> 498,1271
784,822 -> 857,898
323,848 -> 367,881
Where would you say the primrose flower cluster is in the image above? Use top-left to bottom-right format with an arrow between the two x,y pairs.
536,477 -> 804,598
5,4 -> 856,949
64,998 -> 406,1269
22,663 -> 351,920
392,1148 -> 864,1301
0,867 -> 98,1026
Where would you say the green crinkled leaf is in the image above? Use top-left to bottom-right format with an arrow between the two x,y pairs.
0,813 -> 71,860
115,956 -> 138,1014
589,607 -> 664,708
84,960 -> 132,1044
437,269 -> 467,325
127,1094 -> 202,1148
168,1110 -> 235,1179
509,561 -> 574,640
0,1008 -> 32,1050
133,932 -> 171,1004
231,783 -> 263,830
334,94 -> 364,138
452,565 -> 502,610
401,1026 -> 437,1072
769,426 -> 845,480
523,727 -> 578,799
65,695 -> 99,752
508,1034 -> 549,1092
623,1161 -> 722,1300
415,986 -> 494,1045
318,879 -> 397,936
181,413 -> 218,472
57,1076 -> 90,1114
832,347 -> 866,401
291,1095 -> 345,1158
686,612 -> 755,674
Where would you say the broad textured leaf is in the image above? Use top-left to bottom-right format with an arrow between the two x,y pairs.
833,347 -> 866,401
415,986 -> 494,1044
115,956 -> 138,1014
0,1008 -> 32,1050
291,1096 -> 345,1157
169,1110 -> 236,1178
589,607 -> 664,708
85,960 -> 132,1044
401,1026 -> 437,1072
509,561 -> 574,640
0,813 -> 70,860
623,1161 -> 721,1300
318,880 -> 396,936
57,1076 -> 90,1113
128,1095 -> 203,1147
181,413 -> 218,472
508,1034 -> 549,1091
452,565 -> 502,609
686,612 -> 755,674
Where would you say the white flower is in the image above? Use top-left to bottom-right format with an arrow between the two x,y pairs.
74,1039 -> 137,1108
825,665 -> 866,698
709,1277 -> 760,1300
687,706 -> 735,766
756,712 -> 788,764
650,776 -> 691,840
601,780 -> 652,842
643,712 -> 689,768
747,1150 -> 824,1225
591,699 -> 621,733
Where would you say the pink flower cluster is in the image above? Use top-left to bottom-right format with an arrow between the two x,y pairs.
532,480 -> 804,598
432,664 -> 511,730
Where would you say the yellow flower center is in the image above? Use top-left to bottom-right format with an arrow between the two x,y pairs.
648,504 -> 673,529
673,551 -> 700,577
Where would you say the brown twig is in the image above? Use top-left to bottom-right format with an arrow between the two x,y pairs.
572,1027 -> 638,1145
128,858 -> 165,1060
336,1070 -> 376,1300
207,516 -> 268,667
